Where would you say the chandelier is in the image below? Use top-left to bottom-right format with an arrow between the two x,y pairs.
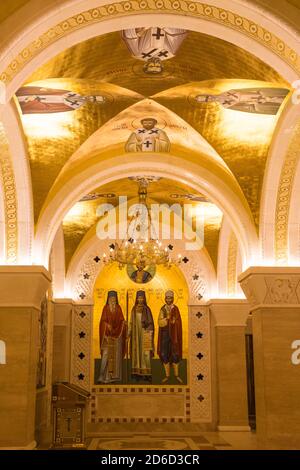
101,177 -> 182,269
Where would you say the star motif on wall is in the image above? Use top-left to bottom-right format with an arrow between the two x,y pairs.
78,373 -> 85,380
94,256 -> 101,263
197,352 -> 204,360
196,332 -> 203,339
78,352 -> 85,360
168,244 -> 174,250
196,312 -> 203,319
79,293 -> 86,300
83,273 -> 90,279
182,257 -> 189,264
197,293 -> 203,301
79,311 -> 86,318
198,395 -> 205,402
79,331 -> 86,339
128,238 -> 134,244
109,244 -> 115,250
193,274 -> 199,280
197,374 -> 204,381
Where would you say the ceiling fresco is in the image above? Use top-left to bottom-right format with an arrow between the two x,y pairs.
14,27 -> 291,271
63,177 -> 223,270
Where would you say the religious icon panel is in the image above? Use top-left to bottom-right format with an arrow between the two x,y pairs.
93,264 -> 188,386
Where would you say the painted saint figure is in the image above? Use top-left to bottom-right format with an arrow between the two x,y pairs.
98,291 -> 126,384
128,291 -> 154,381
158,290 -> 183,384
195,87 -> 289,115
122,27 -> 188,74
130,260 -> 153,284
16,86 -> 106,114
125,118 -> 171,152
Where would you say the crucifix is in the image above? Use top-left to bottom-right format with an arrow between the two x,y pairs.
144,140 -> 152,149
158,50 -> 169,58
142,48 -> 158,59
152,28 -> 165,40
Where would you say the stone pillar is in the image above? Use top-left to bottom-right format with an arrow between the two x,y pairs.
239,267 -> 300,449
209,300 -> 250,431
52,299 -> 74,383
0,266 -> 51,449
52,300 -> 93,392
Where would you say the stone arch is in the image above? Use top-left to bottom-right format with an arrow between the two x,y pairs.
1,0 -> 299,98
0,0 -> 299,267
34,153 -> 258,269
64,219 -> 217,303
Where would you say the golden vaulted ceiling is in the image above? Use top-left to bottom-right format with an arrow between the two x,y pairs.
11,27 -> 292,272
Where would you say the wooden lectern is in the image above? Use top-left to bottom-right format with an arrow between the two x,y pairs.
52,382 -> 90,449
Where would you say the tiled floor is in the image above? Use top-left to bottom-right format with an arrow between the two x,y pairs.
86,424 -> 257,450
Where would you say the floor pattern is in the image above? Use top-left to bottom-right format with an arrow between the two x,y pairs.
87,434 -> 232,451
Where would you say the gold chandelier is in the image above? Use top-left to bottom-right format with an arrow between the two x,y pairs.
101,178 -> 182,269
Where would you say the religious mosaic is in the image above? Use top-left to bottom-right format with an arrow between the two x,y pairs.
125,117 -> 171,152
193,87 -> 289,115
16,86 -> 107,114
122,27 -> 188,74
95,289 -> 187,386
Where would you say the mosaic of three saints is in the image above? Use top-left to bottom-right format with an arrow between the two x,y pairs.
98,290 -> 183,384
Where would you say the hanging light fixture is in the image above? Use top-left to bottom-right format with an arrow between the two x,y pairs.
101,178 -> 182,269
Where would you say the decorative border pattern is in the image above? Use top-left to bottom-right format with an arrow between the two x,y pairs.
74,248 -> 207,303
189,305 -> 211,422
90,386 -> 190,423
275,120 -> 300,264
0,124 -> 18,263
227,231 -> 238,296
71,304 -> 93,391
1,0 -> 299,85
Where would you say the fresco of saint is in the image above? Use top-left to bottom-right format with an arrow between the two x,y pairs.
195,87 -> 290,115
16,86 -> 106,114
128,291 -> 154,381
122,27 -> 188,74
129,260 -> 154,284
98,291 -> 126,384
125,118 -> 171,152
157,290 -> 183,384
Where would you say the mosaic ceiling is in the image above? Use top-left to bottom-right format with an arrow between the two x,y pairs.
14,27 -> 291,272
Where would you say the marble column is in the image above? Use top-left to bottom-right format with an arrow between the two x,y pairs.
239,267 -> 300,449
209,300 -> 250,431
52,300 -> 93,392
52,299 -> 74,383
0,266 -> 51,449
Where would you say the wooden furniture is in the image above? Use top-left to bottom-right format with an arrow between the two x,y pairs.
52,382 -> 90,449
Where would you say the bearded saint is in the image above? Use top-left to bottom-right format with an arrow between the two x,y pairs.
195,87 -> 289,115
158,290 -> 183,384
98,291 -> 126,384
125,117 -> 170,153
128,290 -> 154,381
122,27 -> 187,68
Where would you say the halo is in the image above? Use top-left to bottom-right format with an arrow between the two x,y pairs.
132,61 -> 174,79
131,117 -> 167,130
127,263 -> 156,284
160,289 -> 179,304
187,90 -> 221,107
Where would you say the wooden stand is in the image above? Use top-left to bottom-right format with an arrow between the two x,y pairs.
52,383 -> 90,449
